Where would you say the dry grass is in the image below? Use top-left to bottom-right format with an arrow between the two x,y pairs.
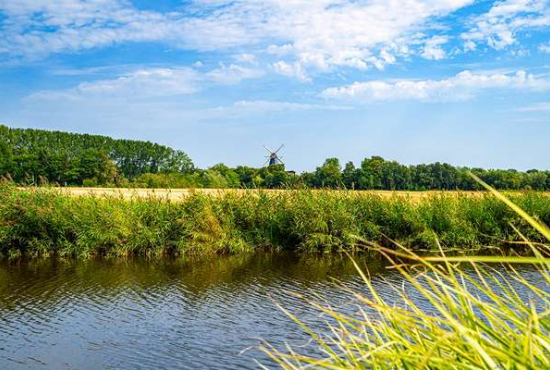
20,187 -> 504,201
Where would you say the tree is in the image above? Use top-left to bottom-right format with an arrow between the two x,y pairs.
0,124 -> 194,184
258,164 -> 289,188
313,158 -> 342,188
359,156 -> 385,189
0,136 -> 13,177
206,164 -> 240,188
235,166 -> 260,188
77,149 -> 119,185
342,162 -> 360,189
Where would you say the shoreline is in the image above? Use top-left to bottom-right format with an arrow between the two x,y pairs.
2,184 -> 549,259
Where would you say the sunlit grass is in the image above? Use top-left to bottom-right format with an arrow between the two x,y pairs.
1,180 -> 550,258
261,175 -> 550,369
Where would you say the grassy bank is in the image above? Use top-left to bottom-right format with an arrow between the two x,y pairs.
1,183 -> 550,258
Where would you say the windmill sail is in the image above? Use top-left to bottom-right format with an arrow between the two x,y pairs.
263,145 -> 285,166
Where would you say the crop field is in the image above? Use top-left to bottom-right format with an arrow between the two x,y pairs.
37,187 -> 493,201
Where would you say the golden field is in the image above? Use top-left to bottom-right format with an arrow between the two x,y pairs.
17,187 -> 509,201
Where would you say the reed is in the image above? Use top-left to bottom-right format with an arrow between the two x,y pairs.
261,177 -> 550,369
1,182 -> 550,258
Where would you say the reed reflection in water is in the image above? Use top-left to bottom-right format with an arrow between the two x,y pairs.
0,251 -> 543,369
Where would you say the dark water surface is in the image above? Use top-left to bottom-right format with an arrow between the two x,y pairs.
0,252 -> 543,369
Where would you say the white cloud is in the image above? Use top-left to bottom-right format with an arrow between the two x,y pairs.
231,100 -> 350,112
272,61 -> 311,82
321,70 -> 548,102
27,64 -> 262,100
233,53 -> 257,64
5,0 -> 549,82
206,63 -> 264,84
0,0 -> 173,59
0,0 -> 474,77
249,0 -> 473,75
267,44 -> 294,56
461,0 -> 550,50
421,36 -> 449,60
205,99 -> 351,118
540,41 -> 550,52
516,101 -> 550,111
28,68 -> 200,100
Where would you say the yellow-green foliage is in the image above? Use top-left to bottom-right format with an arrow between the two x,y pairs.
262,178 -> 550,369
1,182 -> 550,258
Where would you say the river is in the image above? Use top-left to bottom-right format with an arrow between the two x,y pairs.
0,252 -> 544,369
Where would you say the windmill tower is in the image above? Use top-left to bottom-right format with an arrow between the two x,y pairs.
263,145 -> 285,167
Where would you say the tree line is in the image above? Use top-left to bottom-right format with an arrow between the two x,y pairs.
1,125 -> 549,190
0,125 -> 193,186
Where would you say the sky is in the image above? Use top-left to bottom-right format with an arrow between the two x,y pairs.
0,0 -> 549,171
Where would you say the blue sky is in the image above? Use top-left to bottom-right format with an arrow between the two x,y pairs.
0,0 -> 549,171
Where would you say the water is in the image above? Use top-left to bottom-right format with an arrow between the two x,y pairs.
0,252 -> 544,369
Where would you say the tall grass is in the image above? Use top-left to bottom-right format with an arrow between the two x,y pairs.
261,177 -> 550,369
1,182 -> 550,258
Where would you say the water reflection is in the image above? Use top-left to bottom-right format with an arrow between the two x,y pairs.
0,252 -> 543,369
0,252 -> 388,369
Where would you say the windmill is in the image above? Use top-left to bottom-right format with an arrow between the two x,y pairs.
263,145 -> 285,167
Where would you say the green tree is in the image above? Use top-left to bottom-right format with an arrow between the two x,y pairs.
313,158 -> 342,188
360,156 -> 385,189
0,136 -> 13,177
77,149 -> 119,185
342,161 -> 360,189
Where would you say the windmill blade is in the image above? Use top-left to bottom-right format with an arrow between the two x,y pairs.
274,144 -> 284,154
263,159 -> 270,166
263,145 -> 272,154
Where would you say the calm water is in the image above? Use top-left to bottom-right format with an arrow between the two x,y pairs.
0,252 -> 544,369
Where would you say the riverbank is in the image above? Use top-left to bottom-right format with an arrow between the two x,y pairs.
1,183 -> 549,258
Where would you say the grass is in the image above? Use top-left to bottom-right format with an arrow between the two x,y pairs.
261,176 -> 550,369
45,186 -> 550,201
1,181 -> 550,258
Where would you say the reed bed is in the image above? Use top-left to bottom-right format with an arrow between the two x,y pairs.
262,178 -> 550,369
1,182 -> 550,258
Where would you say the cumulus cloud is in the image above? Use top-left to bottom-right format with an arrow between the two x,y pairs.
540,41 -> 550,52
421,36 -> 449,60
272,61 -> 311,82
321,70 -> 548,102
3,0 -> 549,82
0,0 -> 174,58
0,0 -> 474,76
206,63 -> 264,84
233,53 -> 257,64
28,64 -> 262,100
28,68 -> 199,101
461,0 -> 550,50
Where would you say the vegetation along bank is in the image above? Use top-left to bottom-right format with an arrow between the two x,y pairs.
2,124 -> 550,190
1,183 -> 549,258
